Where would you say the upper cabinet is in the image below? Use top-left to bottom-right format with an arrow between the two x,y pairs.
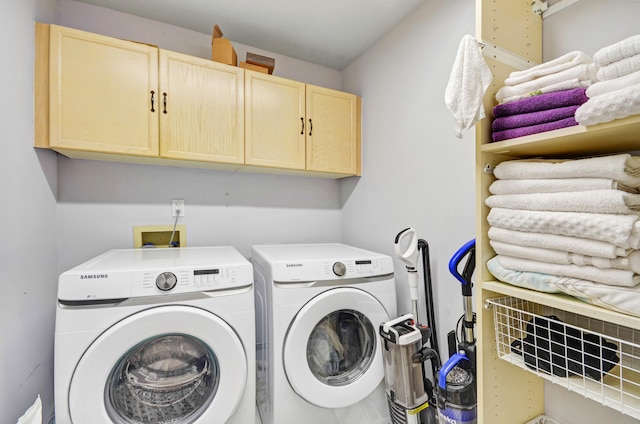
244,71 -> 362,176
306,85 -> 360,175
159,50 -> 244,164
42,24 -> 159,157
245,71 -> 306,170
35,23 -> 361,178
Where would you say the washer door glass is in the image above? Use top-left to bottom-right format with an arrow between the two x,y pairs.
68,306 -> 247,424
283,287 -> 389,408
106,334 -> 218,424
307,310 -> 375,386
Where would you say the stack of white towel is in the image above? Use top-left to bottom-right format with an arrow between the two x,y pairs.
495,51 -> 596,104
486,153 -> 640,317
575,34 -> 640,126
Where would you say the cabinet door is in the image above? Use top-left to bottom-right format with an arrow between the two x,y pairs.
305,85 -> 361,175
48,25 -> 159,157
159,50 -> 244,164
245,71 -> 305,169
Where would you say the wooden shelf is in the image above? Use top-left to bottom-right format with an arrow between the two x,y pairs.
482,280 -> 640,330
481,115 -> 640,158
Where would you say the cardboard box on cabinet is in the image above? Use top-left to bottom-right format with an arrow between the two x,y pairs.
246,52 -> 275,74
211,24 -> 237,66
239,61 -> 269,73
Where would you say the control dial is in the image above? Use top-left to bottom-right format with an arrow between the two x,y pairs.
156,272 -> 177,291
332,262 -> 346,277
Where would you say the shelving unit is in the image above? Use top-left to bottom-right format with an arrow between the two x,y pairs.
485,297 -> 640,420
474,1 -> 640,423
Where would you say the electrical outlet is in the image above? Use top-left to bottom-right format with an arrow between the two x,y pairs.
172,199 -> 185,217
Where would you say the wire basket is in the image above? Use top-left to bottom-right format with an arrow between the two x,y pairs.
485,296 -> 640,420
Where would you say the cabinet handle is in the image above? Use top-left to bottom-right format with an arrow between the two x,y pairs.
163,93 -> 168,114
150,91 -> 155,112
300,117 -> 304,135
308,118 -> 313,136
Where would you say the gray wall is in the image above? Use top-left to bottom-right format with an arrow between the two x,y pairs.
341,0 -> 477,360
1,0 -> 58,421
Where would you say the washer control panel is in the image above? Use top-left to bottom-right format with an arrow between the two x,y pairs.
132,266 -> 248,296
58,247 -> 253,302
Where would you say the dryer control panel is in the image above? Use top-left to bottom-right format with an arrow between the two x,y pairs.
272,257 -> 393,282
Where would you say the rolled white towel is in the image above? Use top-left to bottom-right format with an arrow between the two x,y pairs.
575,83 -> 640,126
493,154 -> 640,188
487,207 -> 640,249
586,70 -> 640,98
593,34 -> 640,67
488,226 -> 631,259
485,190 -> 640,214
504,51 -> 592,86
489,178 -> 638,195
490,240 -> 640,273
496,254 -> 640,287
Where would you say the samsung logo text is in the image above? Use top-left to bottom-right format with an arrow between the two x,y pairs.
80,274 -> 109,280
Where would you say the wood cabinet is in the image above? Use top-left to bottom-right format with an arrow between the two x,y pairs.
305,85 -> 361,175
38,24 -> 159,157
159,50 -> 244,164
245,70 -> 306,170
36,23 -> 361,178
245,71 -> 361,176
475,1 -> 640,423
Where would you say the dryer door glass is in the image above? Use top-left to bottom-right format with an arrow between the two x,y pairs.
105,333 -> 219,424
307,310 -> 376,386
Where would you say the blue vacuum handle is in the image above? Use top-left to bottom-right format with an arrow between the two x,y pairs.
448,239 -> 476,287
438,352 -> 470,389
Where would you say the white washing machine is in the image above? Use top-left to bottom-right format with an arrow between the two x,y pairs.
252,243 -> 397,424
54,246 -> 255,424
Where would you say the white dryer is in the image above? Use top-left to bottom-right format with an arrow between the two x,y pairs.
252,243 -> 397,424
54,246 -> 255,424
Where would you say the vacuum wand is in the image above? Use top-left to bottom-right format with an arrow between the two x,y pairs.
447,239 -> 476,365
395,228 -> 421,322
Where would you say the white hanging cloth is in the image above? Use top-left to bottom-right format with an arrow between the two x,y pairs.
445,35 -> 493,138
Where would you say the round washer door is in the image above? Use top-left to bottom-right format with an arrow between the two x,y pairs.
69,305 -> 247,424
283,287 -> 390,408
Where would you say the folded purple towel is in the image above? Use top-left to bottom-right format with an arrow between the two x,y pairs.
492,105 -> 580,131
491,117 -> 578,142
493,88 -> 588,117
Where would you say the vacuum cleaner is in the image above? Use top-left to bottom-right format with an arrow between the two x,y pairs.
379,314 -> 439,424
382,230 -> 478,424
437,239 -> 477,424
379,228 -> 441,424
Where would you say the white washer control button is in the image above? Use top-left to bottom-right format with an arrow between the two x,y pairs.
156,272 -> 177,291
332,262 -> 346,276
